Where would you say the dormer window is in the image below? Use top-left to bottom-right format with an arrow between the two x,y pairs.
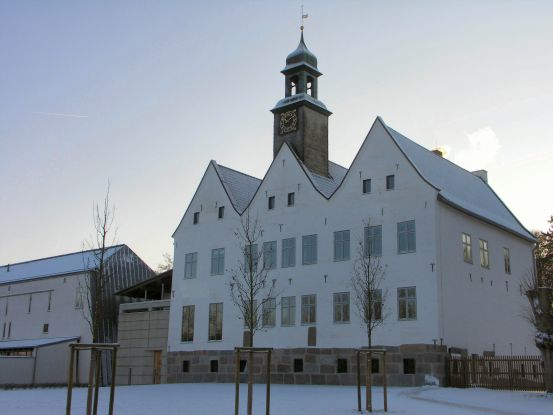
193,212 -> 200,225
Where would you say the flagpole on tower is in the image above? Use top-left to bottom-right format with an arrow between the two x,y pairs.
301,5 -> 308,32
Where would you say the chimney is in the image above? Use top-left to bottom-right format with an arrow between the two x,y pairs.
432,149 -> 443,157
472,169 -> 488,183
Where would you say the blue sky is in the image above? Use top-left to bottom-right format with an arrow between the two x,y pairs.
1,1 -> 552,268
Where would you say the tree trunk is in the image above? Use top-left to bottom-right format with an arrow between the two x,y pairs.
541,346 -> 553,394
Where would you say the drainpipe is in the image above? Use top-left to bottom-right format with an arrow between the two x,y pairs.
31,347 -> 38,386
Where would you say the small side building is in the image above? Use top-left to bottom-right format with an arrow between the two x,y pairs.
115,269 -> 171,385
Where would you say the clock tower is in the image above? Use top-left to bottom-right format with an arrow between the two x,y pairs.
271,31 -> 332,177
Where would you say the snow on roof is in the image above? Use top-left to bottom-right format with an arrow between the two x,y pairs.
213,163 -> 261,214
382,121 -> 534,241
0,245 -> 124,285
309,161 -> 348,198
0,336 -> 79,349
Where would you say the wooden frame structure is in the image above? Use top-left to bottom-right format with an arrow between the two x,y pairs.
356,348 -> 388,413
234,347 -> 273,415
66,343 -> 119,415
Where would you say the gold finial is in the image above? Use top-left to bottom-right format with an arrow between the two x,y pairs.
301,5 -> 308,32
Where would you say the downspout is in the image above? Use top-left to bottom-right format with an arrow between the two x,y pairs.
31,347 -> 38,386
436,197 -> 446,345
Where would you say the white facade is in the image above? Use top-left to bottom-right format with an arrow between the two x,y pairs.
169,118 -> 536,357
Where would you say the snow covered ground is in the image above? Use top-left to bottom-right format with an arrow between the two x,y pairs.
0,383 -> 551,415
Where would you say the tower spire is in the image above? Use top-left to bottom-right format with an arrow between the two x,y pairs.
301,5 -> 308,32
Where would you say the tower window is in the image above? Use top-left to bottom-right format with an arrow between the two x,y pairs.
307,77 -> 314,97
289,76 -> 298,95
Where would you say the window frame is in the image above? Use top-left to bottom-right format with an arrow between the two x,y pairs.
210,248 -> 225,276
281,296 -> 296,326
334,230 -> 351,262
362,178 -> 371,194
218,206 -> 225,219
262,298 -> 276,328
503,247 -> 511,274
263,241 -> 277,270
397,220 -> 416,254
302,234 -> 318,265
386,175 -> 395,190
287,192 -> 295,207
281,237 -> 296,268
268,196 -> 275,210
397,287 -> 417,320
479,239 -> 490,269
181,305 -> 195,342
364,225 -> 382,257
193,211 -> 200,225
184,252 -> 198,279
301,294 -> 316,325
333,292 -> 350,323
208,302 -> 223,341
462,233 -> 472,263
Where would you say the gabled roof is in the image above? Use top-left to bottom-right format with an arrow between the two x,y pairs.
212,162 -> 262,214
0,336 -> 79,350
0,245 -> 125,285
378,118 -> 534,241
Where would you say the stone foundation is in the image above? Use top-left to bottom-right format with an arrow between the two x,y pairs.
167,344 -> 448,386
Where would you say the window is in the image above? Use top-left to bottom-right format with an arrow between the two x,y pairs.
210,248 -> 225,275
398,287 -> 417,320
403,358 -> 416,374
362,179 -> 371,194
287,192 -> 295,206
397,220 -> 416,253
75,285 -> 83,309
301,294 -> 316,324
337,358 -> 348,373
281,296 -> 296,326
302,234 -> 318,265
462,233 -> 472,263
263,241 -> 277,270
47,292 -> 52,312
42,323 -> 49,334
240,360 -> 247,372
184,252 -> 198,279
268,196 -> 275,210
262,298 -> 276,327
294,358 -> 303,373
334,230 -> 350,262
210,360 -> 219,373
27,295 -> 32,313
282,238 -> 296,268
244,244 -> 258,272
181,305 -> 195,342
218,206 -> 225,219
182,361 -> 190,372
193,211 -> 200,224
371,289 -> 383,321
504,247 -> 511,274
333,292 -> 350,323
386,175 -> 395,190
364,226 -> 382,257
208,303 -> 223,341
371,359 -> 380,374
480,239 -> 489,268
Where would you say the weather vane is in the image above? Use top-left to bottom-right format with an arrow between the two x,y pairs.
301,5 -> 308,32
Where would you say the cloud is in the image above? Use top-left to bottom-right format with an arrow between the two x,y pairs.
34,112 -> 89,118
452,127 -> 501,171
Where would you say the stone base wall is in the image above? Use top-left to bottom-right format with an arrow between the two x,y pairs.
167,344 -> 448,387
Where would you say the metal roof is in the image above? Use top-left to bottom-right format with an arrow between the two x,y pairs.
0,245 -> 124,285
0,336 -> 79,350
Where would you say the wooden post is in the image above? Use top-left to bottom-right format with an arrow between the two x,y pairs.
235,349 -> 240,415
356,351 -> 361,413
93,350 -> 101,415
86,351 -> 96,415
366,353 -> 372,412
383,352 -> 388,413
66,346 -> 75,415
247,350 -> 253,415
266,349 -> 271,415
128,367 -> 132,385
108,347 -> 118,415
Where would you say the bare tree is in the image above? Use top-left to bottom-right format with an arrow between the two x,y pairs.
351,221 -> 388,348
156,252 -> 173,274
229,210 -> 277,415
82,182 -> 117,343
229,210 -> 277,347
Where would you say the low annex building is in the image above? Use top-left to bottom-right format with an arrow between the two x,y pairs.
0,245 -> 153,386
167,32 -> 536,386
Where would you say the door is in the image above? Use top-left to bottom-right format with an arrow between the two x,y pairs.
153,351 -> 162,384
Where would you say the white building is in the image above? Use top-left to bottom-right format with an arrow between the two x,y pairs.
0,244 -> 153,386
167,33 -> 536,386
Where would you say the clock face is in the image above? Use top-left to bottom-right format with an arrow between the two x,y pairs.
279,110 -> 298,135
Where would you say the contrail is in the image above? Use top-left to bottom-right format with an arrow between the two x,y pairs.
34,111 -> 89,118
